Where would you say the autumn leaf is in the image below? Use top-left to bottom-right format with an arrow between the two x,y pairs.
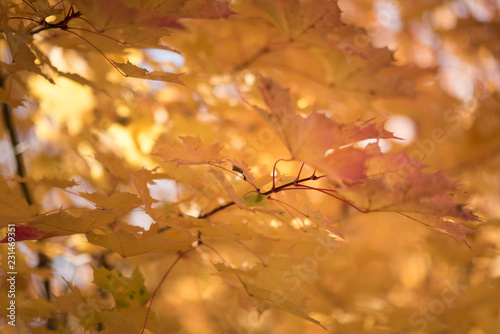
191,217 -> 255,240
255,77 -> 396,154
12,176 -> 78,189
24,208 -> 121,239
53,283 -> 104,329
1,18 -> 54,83
130,168 -> 162,212
180,0 -> 236,19
0,176 -> 38,227
79,191 -> 141,212
112,60 -> 184,84
398,212 -> 476,249
243,192 -> 267,207
253,77 -> 396,181
228,158 -> 256,183
321,146 -> 370,182
1,0 -> 497,333
93,266 -> 151,308
246,284 -> 326,330
213,262 -> 254,275
153,135 -> 224,165
0,86 -> 24,108
0,224 -> 44,243
97,310 -> 139,334
86,227 -> 195,257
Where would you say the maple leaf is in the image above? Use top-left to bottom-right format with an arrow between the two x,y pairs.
97,310 -> 139,334
1,21 -> 54,84
1,0 -> 496,332
53,283 -> 105,329
398,212 -> 476,249
93,266 -> 151,308
23,208 -> 121,239
79,191 -> 141,212
191,217 -> 256,240
0,86 -> 24,107
0,177 -> 38,227
303,205 -> 346,240
153,135 -> 224,165
86,227 -> 195,257
112,60 -> 184,84
0,224 -> 44,243
243,192 -> 267,207
252,77 -> 396,181
321,146 -> 370,182
71,0 -> 182,29
180,0 -> 237,19
228,158 -> 256,183
12,176 -> 78,189
93,153 -> 131,180
130,168 -> 162,212
246,284 -> 326,330
242,0 -> 338,40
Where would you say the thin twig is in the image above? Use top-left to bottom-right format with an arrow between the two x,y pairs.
200,174 -> 335,219
141,251 -> 186,334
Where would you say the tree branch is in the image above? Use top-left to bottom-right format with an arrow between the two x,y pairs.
0,74 -> 32,205
199,175 -> 328,219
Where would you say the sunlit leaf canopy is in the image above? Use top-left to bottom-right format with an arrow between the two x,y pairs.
1,0 -> 500,333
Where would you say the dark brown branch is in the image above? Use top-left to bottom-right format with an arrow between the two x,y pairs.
199,176 -> 322,219
0,74 -> 32,205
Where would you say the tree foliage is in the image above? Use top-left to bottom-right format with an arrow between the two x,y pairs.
1,0 -> 499,333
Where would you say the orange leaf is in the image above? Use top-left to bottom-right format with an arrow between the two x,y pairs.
112,60 -> 184,84
29,209 -> 121,238
153,135 -> 224,165
0,177 -> 38,227
79,191 -> 141,212
398,212 -> 476,249
86,227 -> 195,257
181,0 -> 236,19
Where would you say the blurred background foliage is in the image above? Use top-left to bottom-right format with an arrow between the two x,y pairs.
1,0 -> 499,333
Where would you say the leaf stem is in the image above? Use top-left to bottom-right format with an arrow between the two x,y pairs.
211,163 -> 258,191
268,197 -> 307,231
271,158 -> 294,191
234,240 -> 267,267
141,251 -> 186,334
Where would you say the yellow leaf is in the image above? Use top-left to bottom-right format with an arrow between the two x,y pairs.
246,284 -> 326,330
31,208 -> 120,237
79,191 -> 141,212
2,21 -> 54,83
112,60 -> 184,85
98,310 -> 139,334
0,177 -> 38,227
153,135 -> 224,165
86,228 -> 195,257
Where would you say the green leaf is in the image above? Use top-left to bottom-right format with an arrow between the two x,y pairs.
93,267 -> 151,308
243,192 -> 267,207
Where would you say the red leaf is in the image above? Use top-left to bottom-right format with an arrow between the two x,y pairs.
321,146 -> 370,182
1,225 -> 45,243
